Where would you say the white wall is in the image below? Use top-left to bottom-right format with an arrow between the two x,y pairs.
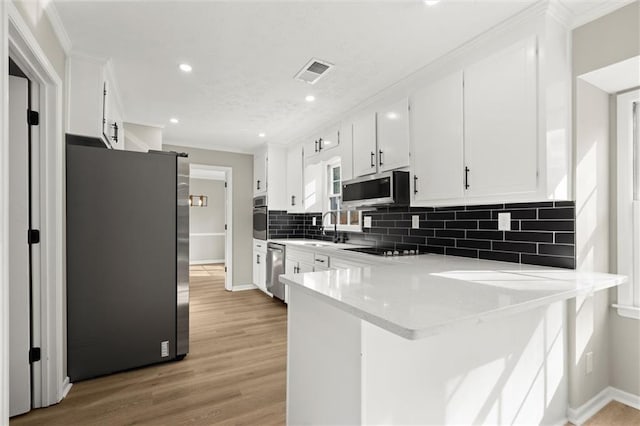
123,122 -> 162,152
571,0 -> 640,405
189,178 -> 226,264
164,144 -> 253,288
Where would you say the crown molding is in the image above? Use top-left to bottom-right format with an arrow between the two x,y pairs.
43,2 -> 72,54
163,139 -> 257,155
565,0 -> 637,29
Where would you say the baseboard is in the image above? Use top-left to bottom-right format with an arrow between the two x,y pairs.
190,259 -> 225,265
61,376 -> 72,399
232,284 -> 257,292
567,386 -> 640,425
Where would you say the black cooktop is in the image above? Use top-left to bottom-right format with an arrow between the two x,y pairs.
342,247 -> 423,257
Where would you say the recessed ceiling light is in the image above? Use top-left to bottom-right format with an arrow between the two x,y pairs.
305,95 -> 316,102
258,132 -> 266,138
179,63 -> 192,73
170,118 -> 179,124
424,0 -> 440,6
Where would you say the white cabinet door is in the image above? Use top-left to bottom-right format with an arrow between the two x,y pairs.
377,98 -> 410,172
352,112 -> 378,177
339,121 -> 354,181
304,161 -> 324,213
464,37 -> 538,199
287,145 -> 304,213
411,71 -> 464,204
253,249 -> 267,291
319,127 -> 340,154
253,148 -> 267,196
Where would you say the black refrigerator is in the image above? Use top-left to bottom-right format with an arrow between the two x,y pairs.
66,135 -> 189,381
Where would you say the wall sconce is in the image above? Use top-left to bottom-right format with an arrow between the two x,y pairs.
189,195 -> 208,207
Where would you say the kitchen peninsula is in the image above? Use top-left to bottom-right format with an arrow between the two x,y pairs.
280,253 -> 626,425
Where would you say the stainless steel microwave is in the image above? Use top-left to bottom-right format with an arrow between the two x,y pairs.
342,171 -> 410,210
253,195 -> 268,240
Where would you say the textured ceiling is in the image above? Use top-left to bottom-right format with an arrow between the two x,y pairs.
53,0 -> 628,153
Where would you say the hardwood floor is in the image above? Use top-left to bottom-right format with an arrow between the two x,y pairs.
10,264 -> 640,425
11,264 -> 288,425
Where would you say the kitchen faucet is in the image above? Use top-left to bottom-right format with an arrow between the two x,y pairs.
321,211 -> 340,243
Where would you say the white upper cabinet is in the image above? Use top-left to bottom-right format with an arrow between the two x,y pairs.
376,98 -> 410,172
253,145 -> 288,210
410,71 -> 464,204
463,37 -> 538,199
286,144 -> 305,213
352,112 -> 377,177
304,127 -> 340,160
67,56 -> 124,149
303,161 -> 324,213
253,147 -> 267,196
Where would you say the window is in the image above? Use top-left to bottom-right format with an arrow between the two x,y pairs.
615,89 -> 640,319
325,161 -> 361,232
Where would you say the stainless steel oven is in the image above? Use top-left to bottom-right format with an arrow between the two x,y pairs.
253,195 -> 268,240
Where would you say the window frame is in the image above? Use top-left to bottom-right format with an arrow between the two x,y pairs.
615,89 -> 640,320
324,160 -> 362,233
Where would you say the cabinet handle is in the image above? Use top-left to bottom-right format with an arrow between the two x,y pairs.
413,175 -> 418,194
315,259 -> 326,263
294,266 -> 299,273
256,254 -> 260,264
464,167 -> 470,190
111,122 -> 119,144
315,140 -> 319,153
318,138 -> 323,151
291,195 -> 296,206
256,180 -> 261,190
370,152 -> 375,168
379,149 -> 383,167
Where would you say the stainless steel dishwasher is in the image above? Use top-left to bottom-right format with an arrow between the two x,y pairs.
266,242 -> 286,301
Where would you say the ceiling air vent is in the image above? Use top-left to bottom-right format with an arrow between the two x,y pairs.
295,58 -> 334,85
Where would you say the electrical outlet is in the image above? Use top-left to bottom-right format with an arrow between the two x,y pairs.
412,215 -> 420,229
364,216 -> 372,228
161,341 -> 169,358
312,217 -> 317,226
586,351 -> 593,374
498,212 -> 511,231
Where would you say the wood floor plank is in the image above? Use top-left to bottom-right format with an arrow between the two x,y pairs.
11,265 -> 287,425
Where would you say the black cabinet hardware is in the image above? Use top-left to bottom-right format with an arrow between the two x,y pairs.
256,180 -> 261,190
111,122 -> 119,143
370,152 -> 375,168
318,138 -> 323,151
413,175 -> 418,194
464,167 -> 470,190
379,149 -> 384,167
256,254 -> 260,264
315,140 -> 319,152
291,195 -> 296,206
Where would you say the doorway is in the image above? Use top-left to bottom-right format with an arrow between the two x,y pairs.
189,164 -> 233,291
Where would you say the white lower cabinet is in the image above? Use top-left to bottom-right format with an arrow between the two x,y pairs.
253,240 -> 268,294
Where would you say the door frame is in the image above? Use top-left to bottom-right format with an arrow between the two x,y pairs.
189,164 -> 234,291
2,4 -> 67,419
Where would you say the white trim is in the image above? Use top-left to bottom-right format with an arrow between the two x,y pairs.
104,60 -> 125,121
164,138 -> 256,155
612,304 -> 640,320
61,377 -> 72,399
190,233 -> 225,238
7,2 -> 66,409
190,259 -> 225,266
616,89 -> 640,319
567,386 -> 640,425
42,3 -> 72,54
1,1 -> 10,422
566,0 -> 637,30
232,284 -> 258,292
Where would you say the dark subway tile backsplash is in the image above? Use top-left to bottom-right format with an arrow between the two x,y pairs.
268,201 -> 576,269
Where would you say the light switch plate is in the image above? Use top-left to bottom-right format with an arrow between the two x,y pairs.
364,216 -> 372,228
412,215 -> 420,229
312,217 -> 317,226
498,212 -> 511,231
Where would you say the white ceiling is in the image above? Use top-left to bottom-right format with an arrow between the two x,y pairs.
53,0 -> 633,153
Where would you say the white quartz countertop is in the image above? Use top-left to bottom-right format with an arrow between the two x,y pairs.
278,249 -> 627,340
